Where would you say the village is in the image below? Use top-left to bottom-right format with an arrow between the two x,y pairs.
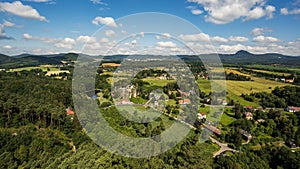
92,61 -> 300,157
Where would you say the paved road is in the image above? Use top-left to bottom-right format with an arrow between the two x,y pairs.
210,137 -> 238,157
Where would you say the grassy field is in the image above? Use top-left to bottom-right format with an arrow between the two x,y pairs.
197,79 -> 212,94
140,73 -> 291,107
245,64 -> 300,74
225,68 -> 250,77
220,112 -> 236,126
223,77 -> 290,95
9,65 -> 60,72
46,70 -> 70,76
199,106 -> 210,113
143,78 -> 175,87
251,69 -> 291,76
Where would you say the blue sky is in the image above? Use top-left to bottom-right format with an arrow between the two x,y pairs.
0,0 -> 299,55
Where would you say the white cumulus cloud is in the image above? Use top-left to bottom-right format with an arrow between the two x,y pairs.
54,38 -> 75,49
228,36 -> 249,42
155,33 -> 171,39
191,9 -> 203,15
179,33 -> 210,42
280,8 -> 300,15
211,36 -> 228,43
105,30 -> 116,37
23,33 -> 58,43
0,24 -> 14,40
92,16 -> 117,27
244,7 -> 266,21
90,0 -> 107,5
179,33 -> 227,43
157,41 -> 177,48
251,27 -> 272,36
23,0 -> 53,2
219,44 -> 247,52
253,35 -> 279,43
187,0 -> 276,24
0,1 -> 48,22
3,20 -> 15,27
76,36 -> 96,44
3,45 -> 12,49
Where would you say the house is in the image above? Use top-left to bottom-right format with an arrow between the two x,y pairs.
205,125 -> 221,135
66,108 -> 75,121
240,129 -> 252,140
244,112 -> 253,120
121,100 -> 133,105
256,119 -> 266,124
197,112 -> 207,120
285,140 -> 297,148
285,78 -> 294,83
158,74 -> 167,80
66,108 -> 75,115
222,100 -> 228,106
128,85 -> 137,98
179,99 -> 191,105
245,106 -> 253,111
286,106 -> 300,113
204,97 -> 211,103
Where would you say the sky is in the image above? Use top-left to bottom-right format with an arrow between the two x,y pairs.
0,0 -> 300,56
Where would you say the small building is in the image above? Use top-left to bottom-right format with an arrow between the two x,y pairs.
286,106 -> 300,113
222,100 -> 228,106
66,108 -> 75,121
204,97 -> 211,103
255,119 -> 266,124
121,100 -> 133,105
245,106 -> 253,111
66,108 -> 75,115
158,74 -> 167,80
244,112 -> 253,120
285,140 -> 297,148
197,112 -> 207,120
285,78 -> 294,83
179,99 -> 191,105
205,125 -> 221,135
240,129 -> 252,140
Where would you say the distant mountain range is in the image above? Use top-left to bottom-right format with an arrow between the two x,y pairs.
0,51 -> 299,68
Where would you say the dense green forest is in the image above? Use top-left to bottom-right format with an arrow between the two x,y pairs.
242,86 -> 300,108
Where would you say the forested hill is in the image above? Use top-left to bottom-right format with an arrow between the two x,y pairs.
219,50 -> 300,66
0,53 -> 78,69
0,51 -> 300,68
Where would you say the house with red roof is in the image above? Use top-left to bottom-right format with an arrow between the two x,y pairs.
66,108 -> 75,115
179,99 -> 191,105
244,112 -> 253,120
197,112 -> 207,120
287,106 -> 300,113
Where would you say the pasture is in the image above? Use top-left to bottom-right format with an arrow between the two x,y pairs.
9,65 -> 60,72
143,78 -> 175,87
